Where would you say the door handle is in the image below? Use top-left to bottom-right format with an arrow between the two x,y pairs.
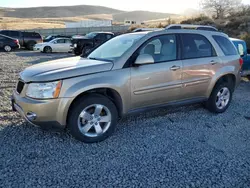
210,60 -> 218,65
170,65 -> 181,71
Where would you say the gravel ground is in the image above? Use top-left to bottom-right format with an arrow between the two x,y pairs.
0,51 -> 250,188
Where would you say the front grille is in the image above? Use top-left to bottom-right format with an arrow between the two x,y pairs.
16,80 -> 25,94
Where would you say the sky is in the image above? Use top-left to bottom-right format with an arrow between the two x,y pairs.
1,0 -> 250,13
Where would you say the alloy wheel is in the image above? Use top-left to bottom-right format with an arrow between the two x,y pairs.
215,87 -> 230,110
77,104 -> 112,137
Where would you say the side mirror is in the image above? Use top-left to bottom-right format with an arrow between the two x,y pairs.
134,54 -> 154,65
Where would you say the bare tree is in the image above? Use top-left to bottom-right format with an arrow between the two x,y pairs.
200,0 -> 242,19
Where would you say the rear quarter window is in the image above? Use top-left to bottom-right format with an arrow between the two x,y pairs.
23,32 -> 41,38
213,35 -> 238,56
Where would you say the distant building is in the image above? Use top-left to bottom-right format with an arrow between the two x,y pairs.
65,20 -> 112,28
124,20 -> 137,25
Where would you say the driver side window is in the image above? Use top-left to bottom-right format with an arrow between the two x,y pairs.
138,34 -> 177,63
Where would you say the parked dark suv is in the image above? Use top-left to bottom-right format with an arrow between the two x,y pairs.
71,32 -> 114,56
0,34 -> 20,52
0,30 -> 43,50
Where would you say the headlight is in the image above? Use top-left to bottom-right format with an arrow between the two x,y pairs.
74,43 -> 77,47
26,81 -> 62,99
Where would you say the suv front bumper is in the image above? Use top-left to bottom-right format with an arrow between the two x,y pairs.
11,92 -> 73,129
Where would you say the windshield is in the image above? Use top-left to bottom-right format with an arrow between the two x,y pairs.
86,32 -> 98,39
88,33 -> 145,61
45,35 -> 53,40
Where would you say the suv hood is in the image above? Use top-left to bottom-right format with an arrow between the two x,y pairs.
20,56 -> 113,82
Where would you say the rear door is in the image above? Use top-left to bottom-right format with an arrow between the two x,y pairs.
130,34 -> 183,109
9,31 -> 22,46
64,39 -> 72,52
180,33 -> 220,99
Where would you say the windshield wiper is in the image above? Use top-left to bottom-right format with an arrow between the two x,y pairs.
88,57 -> 113,62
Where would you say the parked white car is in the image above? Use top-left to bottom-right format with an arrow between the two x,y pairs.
33,38 -> 72,53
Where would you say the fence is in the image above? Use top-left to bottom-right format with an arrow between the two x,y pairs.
23,25 -> 130,36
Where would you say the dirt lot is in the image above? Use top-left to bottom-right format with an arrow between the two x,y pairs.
0,51 -> 250,187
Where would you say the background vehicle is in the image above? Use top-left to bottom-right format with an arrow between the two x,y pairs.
12,25 -> 242,143
33,38 -> 72,53
0,30 -> 42,50
43,35 -> 72,42
231,38 -> 250,76
71,32 -> 114,55
0,34 -> 20,52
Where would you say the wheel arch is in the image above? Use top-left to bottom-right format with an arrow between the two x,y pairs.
207,73 -> 236,98
65,87 -> 124,126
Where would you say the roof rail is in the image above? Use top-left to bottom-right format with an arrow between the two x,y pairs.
132,28 -> 162,32
165,24 -> 218,32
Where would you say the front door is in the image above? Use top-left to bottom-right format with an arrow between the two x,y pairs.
130,34 -> 183,110
180,33 -> 221,99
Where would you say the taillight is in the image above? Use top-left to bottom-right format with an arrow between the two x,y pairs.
14,39 -> 19,44
239,58 -> 243,67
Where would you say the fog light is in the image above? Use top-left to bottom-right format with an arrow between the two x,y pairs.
26,112 -> 37,121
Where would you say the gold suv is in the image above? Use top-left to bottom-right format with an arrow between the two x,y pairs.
12,25 -> 242,143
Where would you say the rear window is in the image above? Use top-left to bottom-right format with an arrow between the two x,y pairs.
213,35 -> 238,56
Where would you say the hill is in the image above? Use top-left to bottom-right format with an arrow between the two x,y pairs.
0,5 -> 123,18
113,11 -> 176,22
0,5 -> 178,30
0,5 -> 175,22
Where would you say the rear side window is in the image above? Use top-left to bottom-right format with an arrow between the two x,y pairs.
213,35 -> 238,56
23,32 -> 41,38
65,39 -> 71,43
181,34 -> 215,59
56,39 -> 65,43
106,34 -> 112,40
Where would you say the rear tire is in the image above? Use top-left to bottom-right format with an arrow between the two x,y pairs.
26,41 -> 36,50
68,94 -> 118,143
43,46 -> 52,53
4,45 -> 12,52
205,82 -> 233,113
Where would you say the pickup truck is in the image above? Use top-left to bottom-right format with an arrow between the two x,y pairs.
231,38 -> 250,76
0,30 -> 43,50
71,32 -> 114,56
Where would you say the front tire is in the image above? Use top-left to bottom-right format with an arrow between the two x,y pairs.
68,94 -> 118,143
43,46 -> 52,53
206,82 -> 233,113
